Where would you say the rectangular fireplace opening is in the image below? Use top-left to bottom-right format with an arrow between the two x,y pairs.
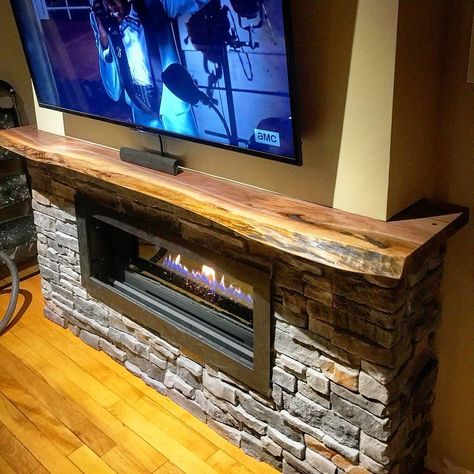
76,195 -> 271,393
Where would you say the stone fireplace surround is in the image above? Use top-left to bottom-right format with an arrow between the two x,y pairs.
0,127 -> 468,474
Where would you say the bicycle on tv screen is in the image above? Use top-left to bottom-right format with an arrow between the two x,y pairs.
12,0 -> 301,164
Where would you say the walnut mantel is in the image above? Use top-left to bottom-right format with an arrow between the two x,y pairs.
0,126 -> 468,279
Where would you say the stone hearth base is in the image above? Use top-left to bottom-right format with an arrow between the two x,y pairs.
30,165 -> 443,474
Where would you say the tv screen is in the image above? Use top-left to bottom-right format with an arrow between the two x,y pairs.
11,0 -> 301,164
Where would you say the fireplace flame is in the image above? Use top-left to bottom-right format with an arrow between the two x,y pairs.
163,254 -> 253,307
201,265 -> 216,282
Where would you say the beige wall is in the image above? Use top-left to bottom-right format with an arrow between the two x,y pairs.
426,2 -> 474,473
0,1 -> 36,125
387,0 -> 446,218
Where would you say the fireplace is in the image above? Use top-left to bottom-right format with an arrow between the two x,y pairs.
4,126 -> 465,473
76,195 -> 271,394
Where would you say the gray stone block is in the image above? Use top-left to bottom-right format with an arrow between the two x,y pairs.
279,355 -> 307,377
306,368 -> 330,395
207,419 -> 241,447
44,308 -> 67,328
330,393 -> 393,442
240,431 -> 264,460
33,212 -> 56,233
167,389 -> 206,422
149,336 -> 179,360
52,292 -> 74,312
331,382 -> 398,418
57,221 -> 78,238
297,381 -> 331,409
306,449 -> 337,474
125,360 -> 143,378
273,366 -> 297,392
359,452 -> 390,474
359,371 -> 392,405
142,374 -> 166,395
226,403 -> 267,435
203,371 -> 237,405
281,410 -> 325,442
262,435 -> 283,457
164,371 -> 176,389
284,393 -> 360,449
71,310 -> 108,337
283,452 -> 317,474
56,231 -> 79,252
275,328 -> 319,368
149,352 -> 167,371
268,427 -> 305,459
79,330 -> 100,350
364,420 -> 409,466
321,434 -> 359,463
274,303 -> 308,328
109,327 -> 149,358
32,190 -> 51,206
173,376 -> 195,398
177,355 -> 203,378
40,266 -> 60,284
196,391 -> 237,427
99,338 -> 127,362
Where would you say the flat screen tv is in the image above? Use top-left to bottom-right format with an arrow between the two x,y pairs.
11,0 -> 301,164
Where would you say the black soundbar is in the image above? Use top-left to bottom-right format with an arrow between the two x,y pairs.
119,147 -> 181,175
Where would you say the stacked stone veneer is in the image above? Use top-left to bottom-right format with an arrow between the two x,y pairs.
29,165 -> 444,474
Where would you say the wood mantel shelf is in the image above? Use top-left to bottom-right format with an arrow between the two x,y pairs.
0,126 -> 468,279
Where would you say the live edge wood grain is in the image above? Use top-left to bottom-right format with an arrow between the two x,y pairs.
0,126 -> 468,279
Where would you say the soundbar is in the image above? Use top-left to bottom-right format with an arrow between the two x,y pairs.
119,147 -> 181,176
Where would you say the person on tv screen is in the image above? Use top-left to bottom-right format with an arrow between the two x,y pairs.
90,0 -> 210,134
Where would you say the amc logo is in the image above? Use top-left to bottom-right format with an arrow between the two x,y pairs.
254,129 -> 281,147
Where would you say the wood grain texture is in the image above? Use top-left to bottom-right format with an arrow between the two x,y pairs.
0,126 -> 468,278
0,275 -> 279,474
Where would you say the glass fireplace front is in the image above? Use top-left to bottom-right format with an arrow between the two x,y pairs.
76,195 -> 271,393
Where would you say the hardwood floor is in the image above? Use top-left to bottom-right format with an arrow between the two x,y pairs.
0,274 -> 278,474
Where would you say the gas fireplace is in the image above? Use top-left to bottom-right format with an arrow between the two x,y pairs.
76,195 -> 271,393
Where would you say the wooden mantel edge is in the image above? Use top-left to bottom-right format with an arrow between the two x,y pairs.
0,126 -> 469,280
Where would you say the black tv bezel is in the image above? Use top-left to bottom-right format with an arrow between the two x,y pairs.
12,0 -> 302,166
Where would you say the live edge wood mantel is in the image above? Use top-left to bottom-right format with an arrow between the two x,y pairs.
0,126 -> 468,279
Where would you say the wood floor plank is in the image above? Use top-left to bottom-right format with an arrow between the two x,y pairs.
101,445 -> 153,474
0,454 -> 17,474
133,395 -> 218,460
0,421 -> 41,473
0,342 -> 116,457
207,449 -> 256,474
13,324 -> 121,408
30,465 -> 51,474
0,393 -> 82,474
0,366 -> 82,455
179,411 -> 278,474
22,311 -> 224,463
0,333 -> 166,472
68,445 -> 116,474
154,461 -> 185,474
20,314 -> 146,405
109,399 -> 218,474
46,324 -> 262,472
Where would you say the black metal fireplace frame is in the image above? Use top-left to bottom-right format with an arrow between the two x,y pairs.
76,194 -> 272,394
